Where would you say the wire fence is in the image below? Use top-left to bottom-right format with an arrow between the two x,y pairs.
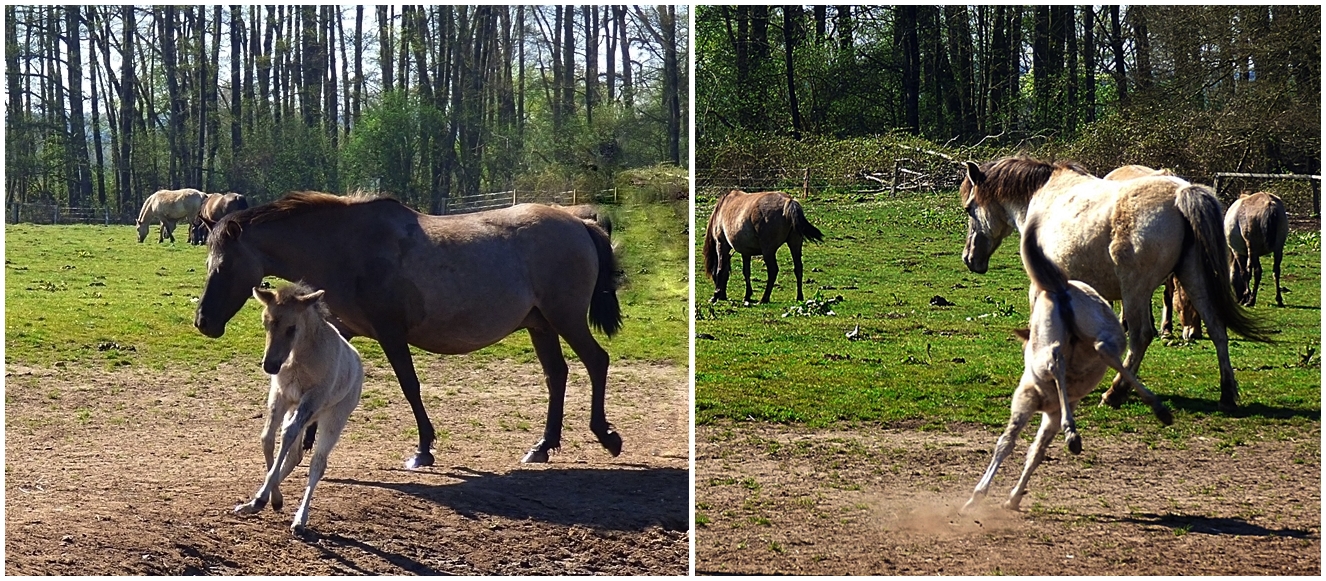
8,188 -> 624,225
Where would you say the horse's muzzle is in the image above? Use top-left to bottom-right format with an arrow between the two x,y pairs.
195,314 -> 226,338
262,359 -> 283,375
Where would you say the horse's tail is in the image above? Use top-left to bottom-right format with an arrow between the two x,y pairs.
1020,216 -> 1075,329
701,191 -> 732,280
1175,184 -> 1272,342
585,221 -> 622,337
788,198 -> 825,243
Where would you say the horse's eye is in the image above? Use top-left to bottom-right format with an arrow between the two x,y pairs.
285,326 -> 296,338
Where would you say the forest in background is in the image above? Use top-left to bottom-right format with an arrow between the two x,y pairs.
696,6 -> 1319,185
5,5 -> 688,217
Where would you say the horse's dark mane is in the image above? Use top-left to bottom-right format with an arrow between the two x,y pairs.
210,191 -> 399,247
966,156 -> 1092,204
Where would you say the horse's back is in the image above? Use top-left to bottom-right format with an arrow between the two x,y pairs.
713,190 -> 797,254
1228,192 -> 1288,255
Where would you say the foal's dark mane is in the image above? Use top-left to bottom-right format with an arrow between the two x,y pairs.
210,191 -> 400,247
966,156 -> 1092,205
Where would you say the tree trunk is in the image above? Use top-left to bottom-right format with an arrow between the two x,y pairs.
585,6 -> 597,126
1130,6 -> 1152,89
353,6 -> 363,129
378,6 -> 393,93
562,5 -> 575,124
617,5 -> 633,109
783,6 -> 804,139
1109,5 -> 1128,105
87,7 -> 108,206
1082,5 -> 1095,123
66,6 -> 92,207
119,5 -> 135,209
945,5 -> 977,140
231,4 -> 243,169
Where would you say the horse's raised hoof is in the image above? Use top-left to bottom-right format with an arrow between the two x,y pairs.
404,451 -> 436,470
1066,433 -> 1083,455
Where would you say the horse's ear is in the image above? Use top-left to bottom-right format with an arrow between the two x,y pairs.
296,289 -> 325,305
965,161 -> 986,186
1013,328 -> 1031,344
252,287 -> 275,305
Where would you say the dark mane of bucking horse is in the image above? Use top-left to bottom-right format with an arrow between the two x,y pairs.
963,157 -> 1093,204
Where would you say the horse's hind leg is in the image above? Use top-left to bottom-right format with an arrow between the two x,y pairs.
1249,254 -> 1263,307
741,253 -> 755,304
556,321 -> 621,457
760,250 -> 780,304
711,239 -> 733,302
1101,290 -> 1157,408
1005,410 -> 1061,511
522,325 -> 569,464
962,393 -> 1034,514
789,238 -> 806,301
1175,257 -> 1240,411
1096,342 -> 1173,426
1273,248 -> 1284,307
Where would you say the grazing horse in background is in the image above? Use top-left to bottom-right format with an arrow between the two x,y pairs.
703,189 -> 825,305
195,192 -> 623,468
961,217 -> 1173,514
234,282 -> 362,536
552,203 -> 614,236
1226,192 -> 1289,307
191,192 -> 250,245
960,156 -> 1269,411
1101,164 -> 1187,337
136,188 -> 206,243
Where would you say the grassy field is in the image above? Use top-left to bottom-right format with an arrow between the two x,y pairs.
695,190 -> 1320,443
5,192 -> 688,372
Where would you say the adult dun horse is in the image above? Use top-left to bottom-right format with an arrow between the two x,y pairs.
960,156 -> 1268,411
1101,164 -> 1186,336
703,189 -> 824,305
1226,192 -> 1289,307
195,192 -> 623,468
137,188 -> 207,243
190,192 -> 250,245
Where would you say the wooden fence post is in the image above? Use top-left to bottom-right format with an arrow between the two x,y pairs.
802,167 -> 809,199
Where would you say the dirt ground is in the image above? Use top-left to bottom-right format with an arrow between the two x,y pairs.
695,422 -> 1319,575
6,355 -> 689,575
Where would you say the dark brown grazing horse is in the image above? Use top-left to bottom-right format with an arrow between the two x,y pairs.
552,203 -> 614,236
195,192 -> 623,468
190,193 -> 250,245
1226,192 -> 1289,307
703,189 -> 825,305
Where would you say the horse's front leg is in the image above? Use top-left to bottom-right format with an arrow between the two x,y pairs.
523,327 -> 569,463
789,239 -> 806,302
236,401 -> 308,515
380,338 -> 436,469
711,241 -> 732,303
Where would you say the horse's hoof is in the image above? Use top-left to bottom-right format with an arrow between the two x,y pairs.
270,496 -> 283,512
1154,405 -> 1174,426
521,449 -> 550,463
1067,434 -> 1082,455
597,429 -> 623,457
1099,391 -> 1126,409
1002,498 -> 1023,512
234,500 -> 262,515
291,524 -> 316,540
1218,399 -> 1238,413
405,452 -> 435,470
959,498 -> 979,515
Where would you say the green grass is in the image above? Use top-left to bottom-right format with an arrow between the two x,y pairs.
695,190 -> 1320,441
5,190 -> 688,371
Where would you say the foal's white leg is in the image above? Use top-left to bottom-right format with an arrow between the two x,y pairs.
235,403 -> 312,515
236,394 -> 290,515
1005,411 -> 1061,511
962,399 -> 1034,514
292,406 -> 349,535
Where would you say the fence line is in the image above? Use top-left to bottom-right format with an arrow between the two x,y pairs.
9,188 -> 623,224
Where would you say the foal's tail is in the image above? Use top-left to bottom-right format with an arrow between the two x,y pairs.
787,199 -> 825,243
1020,216 -> 1076,330
1174,185 -> 1272,342
585,221 -> 622,337
701,191 -> 734,280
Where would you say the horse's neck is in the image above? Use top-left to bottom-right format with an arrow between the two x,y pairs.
287,319 -> 344,377
1003,199 -> 1031,232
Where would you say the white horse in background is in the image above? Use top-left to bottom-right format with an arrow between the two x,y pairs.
234,282 -> 363,536
136,188 -> 207,243
961,217 -> 1173,513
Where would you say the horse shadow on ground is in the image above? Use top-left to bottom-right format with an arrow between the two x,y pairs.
1102,512 -> 1317,539
308,533 -> 449,575
327,466 -> 688,533
1154,394 -> 1319,421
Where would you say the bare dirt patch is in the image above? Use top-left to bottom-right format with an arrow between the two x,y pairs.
695,422 -> 1319,575
6,356 -> 689,575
